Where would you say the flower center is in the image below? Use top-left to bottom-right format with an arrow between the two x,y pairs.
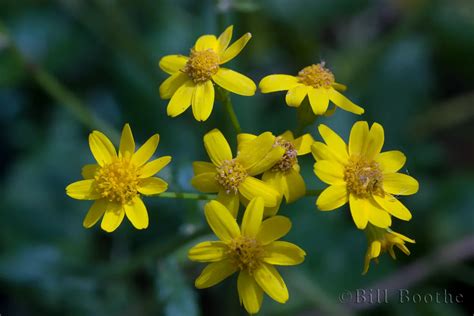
297,63 -> 335,89
227,236 -> 264,273
215,159 -> 248,194
94,159 -> 139,204
183,48 -> 220,83
271,137 -> 298,173
344,156 -> 384,198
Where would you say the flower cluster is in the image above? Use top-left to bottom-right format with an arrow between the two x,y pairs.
66,25 -> 419,314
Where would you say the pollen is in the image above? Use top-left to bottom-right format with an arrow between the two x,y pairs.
227,236 -> 264,273
344,156 -> 384,198
94,159 -> 139,204
272,137 -> 298,173
297,62 -> 335,89
215,159 -> 248,194
183,48 -> 220,83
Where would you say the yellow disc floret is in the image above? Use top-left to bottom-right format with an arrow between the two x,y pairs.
344,156 -> 384,198
227,235 -> 264,273
272,137 -> 298,173
183,48 -> 220,83
94,159 -> 139,204
215,159 -> 248,194
297,62 -> 335,89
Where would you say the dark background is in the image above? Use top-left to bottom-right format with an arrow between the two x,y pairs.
0,0 -> 473,315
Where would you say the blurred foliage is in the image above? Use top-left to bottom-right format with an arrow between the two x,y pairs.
0,0 -> 473,315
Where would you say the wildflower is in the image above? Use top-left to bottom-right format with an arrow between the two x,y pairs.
159,25 -> 256,121
259,62 -> 364,115
191,129 -> 283,217
188,197 -> 305,314
237,131 -> 314,211
312,121 -> 419,229
363,224 -> 415,274
66,124 -> 171,232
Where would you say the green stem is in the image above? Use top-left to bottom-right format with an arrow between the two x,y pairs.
217,87 -> 242,134
153,192 -> 217,200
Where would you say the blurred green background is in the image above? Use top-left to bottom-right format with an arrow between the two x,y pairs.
1,0 -> 473,315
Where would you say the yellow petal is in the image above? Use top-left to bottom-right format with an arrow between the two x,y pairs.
308,88 -> 330,115
159,72 -> 189,99
159,54 -> 188,75
217,190 -> 240,218
383,173 -> 419,195
279,130 -> 294,142
311,141 -> 337,161
192,80 -> 215,121
365,123 -> 385,160
217,25 -> 233,54
236,133 -> 257,153
124,197 -> 148,229
89,131 -> 117,166
237,271 -> 263,314
253,263 -> 288,303
256,216 -> 291,245
239,177 -> 280,207
285,84 -> 309,107
316,185 -> 348,211
363,241 -> 381,275
220,32 -> 251,64
194,34 -> 218,51
81,164 -> 98,179
366,198 -> 392,228
204,200 -> 241,242
83,199 -> 107,228
263,241 -> 306,266
137,177 -> 168,195
328,88 -> 364,114
66,179 -> 100,200
193,161 -> 217,175
191,173 -> 220,193
293,133 -> 314,155
166,80 -> 195,117
131,134 -> 159,167
317,124 -> 349,163
237,132 -> 283,175
203,129 -> 233,166
241,197 -> 264,238
349,121 -> 369,156
349,194 -> 369,229
373,194 -> 412,221
281,168 -> 306,203
119,123 -> 135,158
331,82 -> 347,92
259,74 -> 299,93
188,241 -> 228,262
213,68 -> 256,96
195,259 -> 237,289
313,160 -> 345,185
100,202 -> 124,233
139,156 -> 171,178
376,151 -> 406,173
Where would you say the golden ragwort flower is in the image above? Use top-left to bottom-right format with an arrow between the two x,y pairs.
191,129 -> 283,217
312,121 -> 419,229
159,25 -> 256,121
363,224 -> 415,274
259,62 -> 364,116
188,197 -> 306,314
66,124 -> 171,232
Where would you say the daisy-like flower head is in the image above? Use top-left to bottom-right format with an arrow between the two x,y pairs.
159,25 -> 257,122
188,197 -> 306,314
311,121 -> 419,229
363,224 -> 415,274
191,129 -> 284,217
237,131 -> 314,212
259,62 -> 364,116
66,124 -> 171,232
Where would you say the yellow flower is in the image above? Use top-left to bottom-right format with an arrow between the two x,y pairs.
363,224 -> 415,274
159,25 -> 256,122
259,62 -> 364,115
312,121 -> 419,229
192,129 -> 283,217
237,131 -> 314,213
188,197 -> 305,314
66,124 -> 171,232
